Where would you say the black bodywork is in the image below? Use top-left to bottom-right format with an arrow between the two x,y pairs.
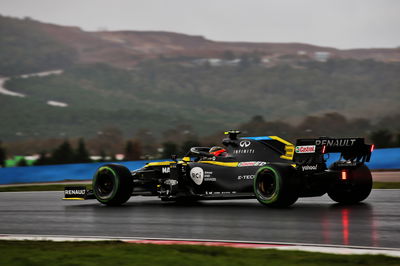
142,133 -> 294,200
64,131 -> 374,206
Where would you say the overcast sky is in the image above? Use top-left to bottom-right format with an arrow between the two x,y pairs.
1,0 -> 399,49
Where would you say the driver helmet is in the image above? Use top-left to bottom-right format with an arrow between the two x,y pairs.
209,146 -> 227,157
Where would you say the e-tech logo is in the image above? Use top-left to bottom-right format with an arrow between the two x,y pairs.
240,141 -> 251,148
237,175 -> 255,180
190,167 -> 204,185
295,145 -> 316,153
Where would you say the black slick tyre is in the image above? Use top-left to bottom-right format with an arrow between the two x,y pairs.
328,165 -> 372,204
253,163 -> 299,208
93,164 -> 133,206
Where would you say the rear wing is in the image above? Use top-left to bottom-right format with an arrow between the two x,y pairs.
293,137 -> 374,164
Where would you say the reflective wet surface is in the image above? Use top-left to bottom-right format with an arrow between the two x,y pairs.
0,190 -> 399,248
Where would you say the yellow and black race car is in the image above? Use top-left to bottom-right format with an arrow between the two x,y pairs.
64,131 -> 374,207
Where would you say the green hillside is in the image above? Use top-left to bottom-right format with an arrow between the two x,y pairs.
0,15 -> 77,76
1,59 -> 399,140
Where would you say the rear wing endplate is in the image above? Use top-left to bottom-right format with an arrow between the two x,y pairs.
293,137 -> 373,164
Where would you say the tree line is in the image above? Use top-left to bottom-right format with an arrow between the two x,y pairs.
237,113 -> 400,148
1,112 -> 399,167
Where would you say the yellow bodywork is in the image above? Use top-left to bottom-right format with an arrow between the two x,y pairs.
269,136 -> 295,161
146,161 -> 175,167
62,198 -> 85,200
145,157 -> 191,168
145,160 -> 238,168
196,161 -> 239,167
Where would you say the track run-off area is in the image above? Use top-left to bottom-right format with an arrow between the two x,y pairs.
0,189 -> 399,257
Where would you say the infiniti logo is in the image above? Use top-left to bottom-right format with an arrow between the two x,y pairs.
240,141 -> 251,148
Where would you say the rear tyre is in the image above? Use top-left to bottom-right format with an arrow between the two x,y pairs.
93,164 -> 133,206
328,165 -> 372,204
254,164 -> 299,208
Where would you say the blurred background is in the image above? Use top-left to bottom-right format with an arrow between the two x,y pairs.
0,0 -> 399,166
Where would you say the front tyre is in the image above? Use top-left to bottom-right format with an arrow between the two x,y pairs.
93,164 -> 133,206
328,165 -> 372,204
254,164 -> 299,208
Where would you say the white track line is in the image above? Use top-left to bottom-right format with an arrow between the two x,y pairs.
0,234 -> 399,257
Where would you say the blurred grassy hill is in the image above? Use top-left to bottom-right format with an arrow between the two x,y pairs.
0,15 -> 399,140
0,16 -> 77,76
1,60 -> 399,140
2,14 -> 400,77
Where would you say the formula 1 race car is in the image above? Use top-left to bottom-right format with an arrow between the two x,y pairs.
64,131 -> 374,207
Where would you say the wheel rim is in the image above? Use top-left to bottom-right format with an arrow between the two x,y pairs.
255,168 -> 279,201
94,167 -> 116,199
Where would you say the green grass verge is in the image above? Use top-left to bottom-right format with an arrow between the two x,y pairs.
0,241 -> 398,266
0,184 -> 91,192
5,156 -> 36,167
372,182 -> 400,189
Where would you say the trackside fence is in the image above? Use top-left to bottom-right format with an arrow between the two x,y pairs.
0,148 -> 399,185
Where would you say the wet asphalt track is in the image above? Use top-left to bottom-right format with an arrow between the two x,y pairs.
0,190 -> 399,248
